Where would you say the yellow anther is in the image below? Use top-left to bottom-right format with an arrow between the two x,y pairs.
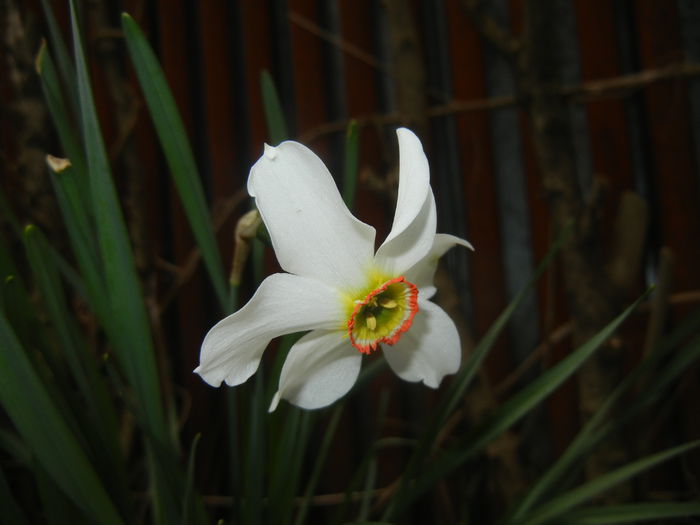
365,314 -> 377,330
378,297 -> 397,309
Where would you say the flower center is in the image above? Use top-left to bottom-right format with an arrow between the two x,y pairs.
347,276 -> 419,354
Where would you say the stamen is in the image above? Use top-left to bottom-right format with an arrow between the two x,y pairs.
365,314 -> 377,330
378,298 -> 397,309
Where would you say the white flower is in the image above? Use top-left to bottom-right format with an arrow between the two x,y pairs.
195,128 -> 473,411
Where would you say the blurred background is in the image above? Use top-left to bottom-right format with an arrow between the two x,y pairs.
2,0 -> 700,523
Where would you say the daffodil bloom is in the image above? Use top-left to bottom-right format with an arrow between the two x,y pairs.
195,128 -> 473,411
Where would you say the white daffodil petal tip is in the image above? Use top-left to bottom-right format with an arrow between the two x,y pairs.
263,143 -> 277,160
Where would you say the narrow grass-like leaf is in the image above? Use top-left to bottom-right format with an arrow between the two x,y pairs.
0,467 -> 29,525
0,185 -> 22,236
36,43 -> 86,178
343,120 -> 359,209
43,155 -> 106,319
0,313 -> 123,525
260,70 -> 289,145
519,440 -> 700,525
121,13 -> 228,309
466,289 -> 651,457
183,433 -> 202,524
439,224 -> 571,432
24,224 -> 93,405
69,0 -> 166,441
506,336 -> 700,524
294,405 -> 343,525
357,458 -> 378,522
23,226 -> 129,510
39,0 -> 78,115
34,464 -> 89,525
561,502 -> 700,524
243,374 -> 266,525
384,289 -> 649,521
37,48 -> 105,316
269,407 -> 302,525
382,225 -> 571,520
287,412 -> 314,524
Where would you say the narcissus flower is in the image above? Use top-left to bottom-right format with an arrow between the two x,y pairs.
195,128 -> 473,411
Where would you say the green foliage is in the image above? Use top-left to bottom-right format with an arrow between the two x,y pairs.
0,8 -> 698,525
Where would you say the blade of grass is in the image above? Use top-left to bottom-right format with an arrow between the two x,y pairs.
518,440 -> 700,525
330,390 -> 391,525
38,0 -> 78,115
437,223 -> 572,435
0,466 -> 29,525
384,288 -> 650,521
242,373 -> 266,525
38,48 -> 106,317
69,0 -> 167,442
505,326 -> 700,523
294,405 -> 343,525
260,70 -> 289,145
0,313 -> 124,525
182,433 -> 203,523
268,407 -> 302,525
23,225 -> 129,511
36,43 -> 87,182
560,502 -> 700,524
34,463 -> 90,525
382,224 -> 572,519
121,13 -> 228,310
463,289 -> 651,455
43,155 -> 106,318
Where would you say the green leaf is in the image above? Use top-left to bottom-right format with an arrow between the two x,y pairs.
0,466 -> 29,525
121,13 -> 228,310
294,405 -> 343,525
467,288 -> 651,457
260,70 -> 289,145
23,226 -> 129,509
518,440 -> 700,525
435,223 -> 573,444
561,502 -> 700,524
242,374 -> 266,525
38,0 -> 78,116
36,43 -> 87,181
384,287 -> 650,521
68,0 -> 166,442
382,224 -> 572,520
42,150 -> 105,319
0,313 -> 123,525
506,318 -> 700,523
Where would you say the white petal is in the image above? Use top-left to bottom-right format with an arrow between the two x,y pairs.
375,129 -> 437,274
405,233 -> 474,299
382,299 -> 461,388
375,189 -> 437,276
248,141 -> 375,289
195,273 -> 344,387
270,330 -> 362,411
381,128 -> 431,246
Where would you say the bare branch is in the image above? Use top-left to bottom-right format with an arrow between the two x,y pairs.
460,0 -> 521,57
